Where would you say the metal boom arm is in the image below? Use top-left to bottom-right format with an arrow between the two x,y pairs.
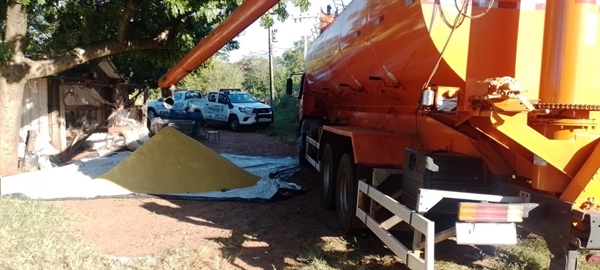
157,0 -> 280,89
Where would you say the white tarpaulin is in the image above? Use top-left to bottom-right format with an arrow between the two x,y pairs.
0,152 -> 304,202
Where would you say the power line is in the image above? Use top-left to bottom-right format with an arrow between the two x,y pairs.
289,13 -> 320,56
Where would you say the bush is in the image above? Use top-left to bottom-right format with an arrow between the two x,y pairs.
262,95 -> 299,143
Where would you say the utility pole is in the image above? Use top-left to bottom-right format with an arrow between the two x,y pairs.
268,27 -> 277,107
303,36 -> 308,57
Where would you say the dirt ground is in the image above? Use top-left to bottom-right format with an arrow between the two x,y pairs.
47,129 -> 491,270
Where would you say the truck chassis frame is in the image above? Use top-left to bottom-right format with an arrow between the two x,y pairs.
300,124 -> 600,270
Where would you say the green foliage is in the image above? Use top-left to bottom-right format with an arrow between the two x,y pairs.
246,36 -> 308,142
0,42 -> 11,62
237,55 -> 271,101
260,0 -> 311,28
179,55 -> 244,93
264,95 -> 299,143
0,0 -> 308,88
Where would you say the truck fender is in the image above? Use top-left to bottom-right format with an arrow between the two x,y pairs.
319,126 -> 416,168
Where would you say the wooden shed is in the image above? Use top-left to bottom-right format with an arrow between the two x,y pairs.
20,58 -> 148,162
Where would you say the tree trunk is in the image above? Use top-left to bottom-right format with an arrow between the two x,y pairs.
0,76 -> 26,176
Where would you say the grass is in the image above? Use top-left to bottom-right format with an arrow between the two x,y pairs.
0,197 -> 109,269
290,235 -> 599,270
289,237 -> 404,270
492,235 -> 597,270
1,195 -> 598,270
0,197 -> 238,270
261,96 -> 299,144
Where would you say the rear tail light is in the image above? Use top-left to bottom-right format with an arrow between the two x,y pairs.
458,202 -> 524,223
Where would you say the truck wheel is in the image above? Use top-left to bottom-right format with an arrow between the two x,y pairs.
148,108 -> 157,119
335,153 -> 360,234
320,144 -> 341,209
229,115 -> 241,131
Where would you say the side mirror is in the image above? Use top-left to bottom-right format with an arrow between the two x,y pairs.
163,97 -> 175,109
286,78 -> 293,96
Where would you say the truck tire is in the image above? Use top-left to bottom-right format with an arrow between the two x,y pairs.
335,153 -> 360,234
320,143 -> 341,209
228,115 -> 241,131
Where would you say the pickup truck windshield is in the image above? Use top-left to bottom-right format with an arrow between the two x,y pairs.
186,91 -> 203,99
229,93 -> 258,103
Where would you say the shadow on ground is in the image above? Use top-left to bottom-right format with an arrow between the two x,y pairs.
139,167 -> 494,270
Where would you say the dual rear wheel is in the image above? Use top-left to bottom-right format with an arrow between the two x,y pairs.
320,143 -> 360,234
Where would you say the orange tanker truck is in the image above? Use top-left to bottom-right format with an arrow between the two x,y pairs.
158,0 -> 600,269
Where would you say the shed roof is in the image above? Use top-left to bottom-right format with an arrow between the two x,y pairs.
98,58 -> 124,80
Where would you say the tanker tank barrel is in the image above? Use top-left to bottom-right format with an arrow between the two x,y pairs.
157,0 -> 280,90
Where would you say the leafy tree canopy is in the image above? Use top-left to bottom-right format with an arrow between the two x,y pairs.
0,0 -> 310,86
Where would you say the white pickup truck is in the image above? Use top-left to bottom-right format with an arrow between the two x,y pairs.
147,89 -> 273,131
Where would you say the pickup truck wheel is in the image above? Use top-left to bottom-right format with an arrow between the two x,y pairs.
320,144 -> 340,210
148,108 -> 157,119
228,115 -> 241,131
336,153 -> 360,234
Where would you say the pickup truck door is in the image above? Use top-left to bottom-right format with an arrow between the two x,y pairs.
215,93 -> 230,121
205,93 -> 220,120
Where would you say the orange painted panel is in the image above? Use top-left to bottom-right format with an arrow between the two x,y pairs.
539,0 -> 600,104
322,126 -> 417,166
303,0 -> 548,133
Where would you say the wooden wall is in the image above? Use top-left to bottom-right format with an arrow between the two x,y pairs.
48,79 -> 67,151
20,75 -> 138,156
20,78 -> 51,147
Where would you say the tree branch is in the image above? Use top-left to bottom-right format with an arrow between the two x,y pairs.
26,39 -> 162,79
117,0 -> 141,44
5,0 -> 27,63
161,11 -> 196,42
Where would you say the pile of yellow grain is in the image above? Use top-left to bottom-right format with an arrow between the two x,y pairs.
95,127 -> 259,194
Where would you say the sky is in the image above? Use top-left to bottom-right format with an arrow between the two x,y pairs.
227,0 -> 336,63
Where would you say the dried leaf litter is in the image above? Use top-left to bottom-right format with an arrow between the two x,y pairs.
95,126 -> 260,194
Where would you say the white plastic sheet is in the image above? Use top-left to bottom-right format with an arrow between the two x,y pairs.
160,154 -> 304,202
0,152 -> 304,202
